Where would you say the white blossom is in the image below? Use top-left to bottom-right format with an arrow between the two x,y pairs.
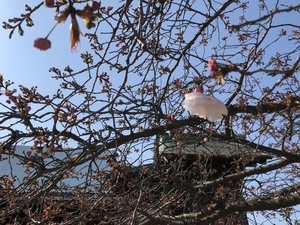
182,86 -> 227,122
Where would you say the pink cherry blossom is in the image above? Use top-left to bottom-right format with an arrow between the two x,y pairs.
208,59 -> 219,72
182,86 -> 227,122
33,38 -> 51,51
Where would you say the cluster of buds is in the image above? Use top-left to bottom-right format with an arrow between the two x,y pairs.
208,59 -> 237,86
34,1 -> 101,51
208,59 -> 225,86
6,93 -> 31,113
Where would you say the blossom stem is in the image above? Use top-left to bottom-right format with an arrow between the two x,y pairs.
45,22 -> 59,39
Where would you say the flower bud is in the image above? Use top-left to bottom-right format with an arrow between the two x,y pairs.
26,151 -> 31,157
33,38 -> 51,51
44,0 -> 54,7
92,1 -> 101,11
194,86 -> 203,93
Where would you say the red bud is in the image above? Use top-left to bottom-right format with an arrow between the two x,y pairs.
33,38 -> 51,51
92,1 -> 101,11
44,0 -> 54,7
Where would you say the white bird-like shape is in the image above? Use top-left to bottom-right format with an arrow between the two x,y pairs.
182,86 -> 228,122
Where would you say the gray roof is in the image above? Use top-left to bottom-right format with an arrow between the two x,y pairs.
159,133 -> 272,165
